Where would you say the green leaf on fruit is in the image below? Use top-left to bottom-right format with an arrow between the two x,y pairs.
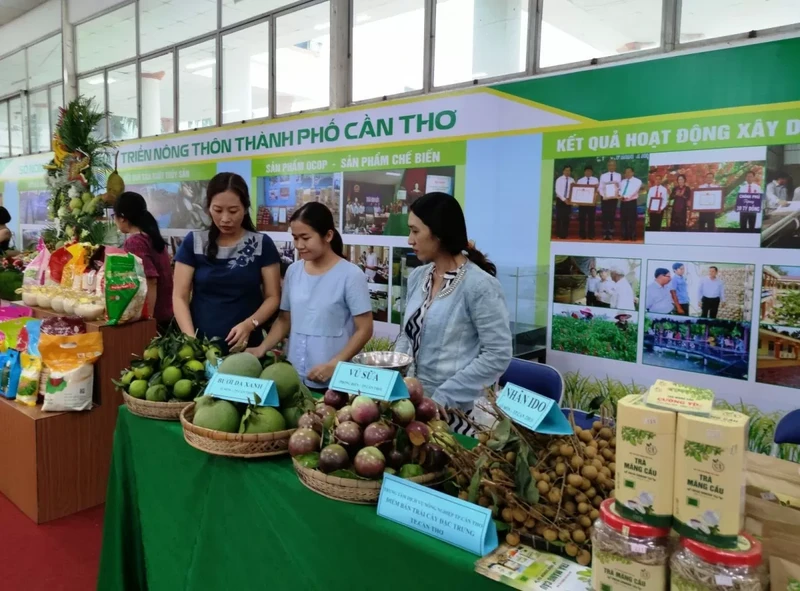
330,469 -> 370,481
515,442 -> 535,503
295,453 -> 320,469
494,519 -> 510,532
487,418 -> 512,451
467,456 -> 486,503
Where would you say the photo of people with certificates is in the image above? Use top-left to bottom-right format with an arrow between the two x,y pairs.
550,154 -> 649,244
761,143 -> 800,249
645,147 -> 766,247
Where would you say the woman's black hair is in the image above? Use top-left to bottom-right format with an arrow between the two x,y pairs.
113,192 -> 167,253
289,202 -> 344,258
0,206 -> 11,225
205,172 -> 257,261
409,192 -> 496,277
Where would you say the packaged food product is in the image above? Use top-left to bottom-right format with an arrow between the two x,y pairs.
74,298 -> 105,321
104,253 -> 146,326
41,316 -> 87,336
47,246 -> 73,285
39,332 -> 103,412
674,410 -> 749,549
0,349 -> 22,399
592,498 -> 671,591
16,319 -> 42,356
22,246 -> 50,287
670,533 -> 767,591
616,394 -> 676,528
0,317 -> 35,351
16,353 -> 42,407
644,379 -> 715,415
0,306 -> 33,321
60,243 -> 90,289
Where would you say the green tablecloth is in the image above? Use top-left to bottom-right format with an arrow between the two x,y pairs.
98,407 -> 502,591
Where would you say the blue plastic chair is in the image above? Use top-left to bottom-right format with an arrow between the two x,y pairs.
774,409 -> 800,445
498,358 -> 563,406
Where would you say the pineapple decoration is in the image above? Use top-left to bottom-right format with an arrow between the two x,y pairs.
42,96 -> 125,249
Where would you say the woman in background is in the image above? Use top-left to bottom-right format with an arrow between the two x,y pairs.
173,172 -> 281,353
669,174 -> 691,231
0,207 -> 14,255
248,202 -> 372,390
395,192 -> 512,434
114,192 -> 173,329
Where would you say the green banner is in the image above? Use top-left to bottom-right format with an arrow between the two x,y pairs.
542,109 -> 800,158
251,142 -> 466,177
122,163 -> 217,184
18,178 -> 49,191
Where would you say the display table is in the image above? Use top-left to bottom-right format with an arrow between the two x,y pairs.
0,309 -> 156,523
98,407 -> 501,591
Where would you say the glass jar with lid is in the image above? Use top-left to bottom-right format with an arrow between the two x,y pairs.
592,498 -> 671,590
670,533 -> 767,591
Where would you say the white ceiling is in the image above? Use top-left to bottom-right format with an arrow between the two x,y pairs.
0,0 -> 48,26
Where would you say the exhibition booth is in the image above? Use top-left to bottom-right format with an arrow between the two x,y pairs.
0,34 -> 799,591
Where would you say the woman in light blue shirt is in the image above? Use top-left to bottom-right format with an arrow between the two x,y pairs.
395,193 -> 512,434
248,203 -> 373,390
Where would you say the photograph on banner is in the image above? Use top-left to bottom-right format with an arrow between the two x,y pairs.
761,144 -> 800,249
19,189 -> 49,225
760,266 -> 800,327
125,181 -> 211,229
643,314 -> 750,381
21,227 -> 42,250
551,303 -> 638,363
343,244 -> 390,322
391,247 -> 423,325
274,241 -> 296,276
551,154 -> 649,243
553,255 -> 641,311
756,325 -> 800,390
255,173 -> 342,232
342,167 -> 455,236
644,260 -> 754,322
645,147 -> 766,246
166,235 -> 185,259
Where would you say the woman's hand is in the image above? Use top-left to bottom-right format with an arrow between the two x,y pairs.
226,320 -> 255,352
245,343 -> 267,358
307,361 -> 337,384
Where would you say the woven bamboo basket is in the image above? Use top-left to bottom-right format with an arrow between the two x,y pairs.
123,391 -> 192,421
293,458 -> 446,504
180,403 -> 295,458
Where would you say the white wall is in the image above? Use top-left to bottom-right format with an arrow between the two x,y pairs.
0,0 -> 60,57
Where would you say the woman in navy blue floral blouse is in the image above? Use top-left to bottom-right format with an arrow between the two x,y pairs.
173,173 -> 281,353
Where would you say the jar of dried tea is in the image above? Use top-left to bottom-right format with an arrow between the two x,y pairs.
670,533 -> 767,591
592,498 -> 671,590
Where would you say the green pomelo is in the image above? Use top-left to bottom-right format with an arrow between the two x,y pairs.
121,371 -> 135,386
162,366 -> 182,387
242,407 -> 286,434
173,379 -> 193,400
280,406 -> 303,429
184,359 -> 205,373
193,398 -> 240,433
399,464 -> 424,479
146,385 -> 168,402
128,380 -> 148,399
69,197 -> 83,211
178,345 -> 195,360
143,347 -> 160,361
259,362 -> 300,401
134,365 -> 153,380
218,352 -> 262,378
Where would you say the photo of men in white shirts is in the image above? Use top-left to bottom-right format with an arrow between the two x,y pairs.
618,167 -> 642,241
647,174 -> 668,232
697,172 -> 720,232
765,172 -> 790,212
739,170 -> 762,231
577,165 -> 599,240
610,267 -> 636,310
698,265 -> 725,319
554,165 -> 574,239
594,269 -> 615,308
599,161 -> 621,241
585,267 -> 600,306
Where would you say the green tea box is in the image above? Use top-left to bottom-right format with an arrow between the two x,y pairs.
674,409 -> 749,549
615,394 -> 677,527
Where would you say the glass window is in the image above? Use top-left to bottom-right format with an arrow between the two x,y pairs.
352,0 -> 424,101
434,0 -> 527,87
679,0 -> 797,43
50,84 -> 64,127
222,22 -> 270,124
141,53 -> 175,136
0,102 -> 9,158
108,65 -> 139,141
178,40 -> 216,131
76,4 -> 136,74
27,34 -> 62,89
9,97 -> 23,155
29,89 -> 50,153
540,0 -> 662,68
222,0 -> 293,26
78,74 -> 107,139
0,51 -> 27,95
140,0 -> 217,55
276,2 -> 330,115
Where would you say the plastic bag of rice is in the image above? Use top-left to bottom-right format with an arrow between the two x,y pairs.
104,253 -> 147,326
40,332 -> 103,412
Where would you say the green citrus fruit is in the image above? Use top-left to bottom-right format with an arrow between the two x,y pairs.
162,366 -> 182,387
121,371 -> 135,386
173,379 -> 193,400
128,380 -> 148,399
178,345 -> 195,360
146,385 -> 168,402
184,359 -> 205,373
143,347 -> 160,361
134,365 -> 154,380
